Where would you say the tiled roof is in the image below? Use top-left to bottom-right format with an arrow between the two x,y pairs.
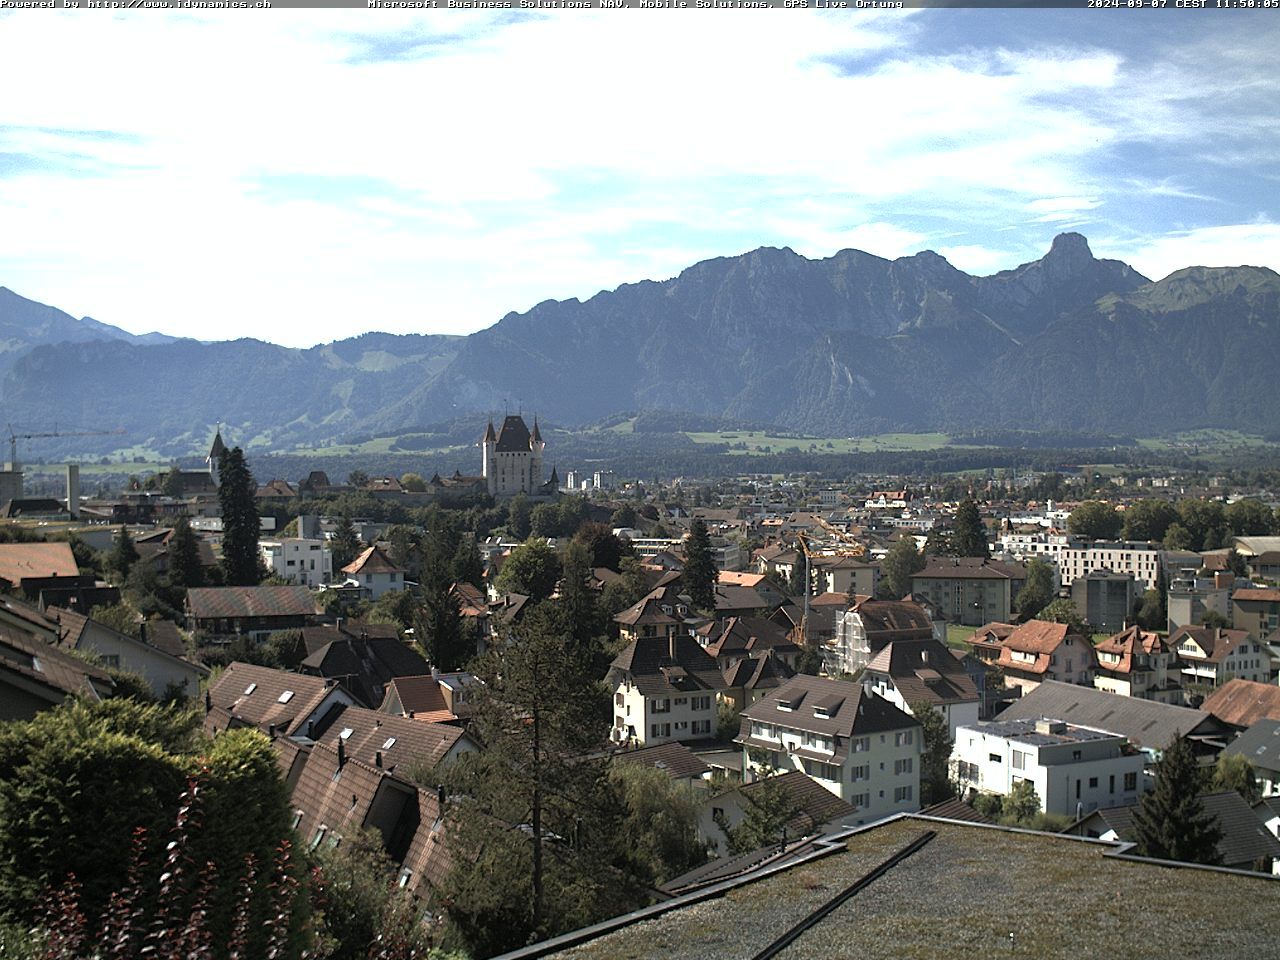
1222,718 -> 1280,771
494,415 -> 533,452
187,585 -> 317,620
1233,588 -> 1280,603
1201,679 -> 1280,729
914,557 -> 1024,581
0,541 -> 79,585
0,617 -> 113,702
854,599 -> 934,637
1169,626 -> 1252,664
701,616 -> 797,658
400,787 -> 450,899
312,704 -> 471,774
866,637 -> 979,707
739,770 -> 855,835
289,739 -> 412,853
722,652 -> 794,691
342,545 -> 404,577
615,590 -> 680,627
919,797 -> 997,825
205,662 -> 338,736
739,675 -> 918,752
609,634 -> 726,698
1095,626 -> 1168,676
382,675 -> 454,721
996,680 -> 1225,750
613,742 -> 711,781
300,636 -> 431,709
301,621 -> 402,655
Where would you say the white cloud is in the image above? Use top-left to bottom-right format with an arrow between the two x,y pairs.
1097,221 -> 1280,282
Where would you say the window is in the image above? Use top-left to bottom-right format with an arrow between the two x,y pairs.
956,761 -> 979,783
852,736 -> 871,753
894,758 -> 913,775
851,792 -> 870,809
894,785 -> 913,803
692,695 -> 711,711
989,753 -> 1002,764
1071,750 -> 1082,761
1011,750 -> 1027,770
651,698 -> 670,714
1124,771 -> 1137,792
1109,775 -> 1115,794
895,731 -> 914,747
1089,777 -> 1098,788
278,691 -> 295,704
850,764 -> 870,782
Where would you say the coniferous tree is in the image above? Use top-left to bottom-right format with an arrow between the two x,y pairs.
683,518 -> 717,613
415,542 -> 470,671
167,515 -> 203,591
558,539 -> 606,666
950,499 -> 989,558
443,605 -> 638,955
451,534 -> 485,590
108,526 -> 140,584
329,515 -> 361,574
216,447 -> 260,587
1131,734 -> 1222,865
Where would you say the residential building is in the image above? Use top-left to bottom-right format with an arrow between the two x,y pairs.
1092,625 -> 1181,703
1171,626 -> 1273,692
1201,678 -> 1280,731
720,652 -> 795,712
298,634 -> 432,709
982,619 -> 1095,694
614,587 -> 689,646
864,636 -> 980,739
698,770 -> 856,854
1167,568 -> 1232,633
186,585 -> 319,643
996,680 -> 1231,765
809,555 -> 878,598
996,529 -> 1078,563
341,545 -> 405,600
827,598 -> 934,676
0,618 -> 114,720
613,741 -> 712,790
608,633 -> 725,746
260,536 -> 332,588
47,606 -> 207,700
953,717 -> 1144,817
737,675 -> 921,821
1070,569 -> 1135,634
911,557 -> 1027,627
1221,719 -> 1280,796
202,662 -> 354,739
1232,587 -> 1280,639
1057,541 -> 1164,592
697,616 -> 800,673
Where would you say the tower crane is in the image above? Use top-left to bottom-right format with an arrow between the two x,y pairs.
6,424 -> 126,471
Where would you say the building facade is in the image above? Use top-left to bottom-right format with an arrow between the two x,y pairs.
481,415 -> 545,498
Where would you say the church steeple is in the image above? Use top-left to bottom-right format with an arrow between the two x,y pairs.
531,417 -> 543,445
206,425 -> 227,479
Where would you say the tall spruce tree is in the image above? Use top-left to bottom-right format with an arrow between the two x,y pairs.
330,514 -> 361,575
683,518 -> 717,613
1014,558 -> 1054,620
216,447 -> 260,586
416,542 -> 471,671
166,515 -> 203,590
443,604 -> 639,955
1131,734 -> 1222,865
950,499 -> 989,558
108,525 -> 140,584
451,534 -> 485,590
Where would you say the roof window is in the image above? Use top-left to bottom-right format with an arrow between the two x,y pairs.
243,683 -> 257,696
277,690 -> 294,704
382,737 -> 396,750
339,727 -> 354,740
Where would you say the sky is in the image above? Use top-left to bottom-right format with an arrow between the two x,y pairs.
0,9 -> 1277,348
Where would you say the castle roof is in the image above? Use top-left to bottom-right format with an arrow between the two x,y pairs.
494,415 -> 533,452
483,420 -> 496,443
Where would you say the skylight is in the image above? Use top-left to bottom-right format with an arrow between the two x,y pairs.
339,728 -> 354,740
243,683 -> 257,695
382,737 -> 396,750
278,690 -> 294,704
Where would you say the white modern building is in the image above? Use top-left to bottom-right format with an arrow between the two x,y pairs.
260,537 -> 332,588
954,717 -> 1145,817
1057,541 -> 1163,592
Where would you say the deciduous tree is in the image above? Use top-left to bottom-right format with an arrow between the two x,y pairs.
1067,501 -> 1122,541
1014,558 -> 1054,621
492,537 -> 561,603
911,700 -> 955,806
880,536 -> 925,600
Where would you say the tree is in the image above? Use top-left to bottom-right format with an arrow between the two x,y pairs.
716,773 -> 800,855
399,472 -> 426,493
161,464 -> 185,499
950,499 -> 988,558
999,780 -> 1042,826
492,537 -> 561,603
443,605 -> 638,955
1163,522 -> 1194,551
1014,558 -> 1055,621
609,764 -> 706,887
416,544 -> 470,671
922,526 -> 952,557
451,534 -> 485,590
683,519 -> 717,613
506,493 -> 533,541
912,701 -> 954,806
330,515 -> 361,574
167,515 -> 204,591
598,557 -> 650,620
1131,734 -> 1222,865
347,469 -> 369,487
1212,753 -> 1261,804
609,504 -> 637,529
1121,499 -> 1178,542
1067,501 -> 1122,541
529,502 -> 563,539
366,589 -> 417,636
107,526 -> 139,584
1225,497 -> 1274,538
1197,609 -> 1230,629
1038,597 -> 1091,640
880,537 -> 925,600
216,447 -> 260,587
1225,547 -> 1249,579
1136,588 -> 1167,632
573,522 -> 630,573
1176,499 -> 1226,552
557,539 -> 606,664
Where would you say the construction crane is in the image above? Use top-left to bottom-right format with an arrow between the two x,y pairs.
6,424 -> 126,471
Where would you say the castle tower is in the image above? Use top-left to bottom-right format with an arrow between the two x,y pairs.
531,417 -> 545,491
481,420 -> 497,496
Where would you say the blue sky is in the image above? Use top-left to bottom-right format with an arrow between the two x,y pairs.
0,9 -> 1276,348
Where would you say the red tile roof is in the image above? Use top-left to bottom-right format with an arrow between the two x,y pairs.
1201,679 -> 1280,729
205,662 -> 339,736
0,542 -> 79,585
187,585 -> 317,620
1232,589 -> 1280,603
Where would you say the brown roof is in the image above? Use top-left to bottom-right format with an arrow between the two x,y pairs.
1170,626 -> 1252,664
187,584 -> 317,620
701,617 -> 797,659
0,542 -> 79,586
494,414 -> 533,453
854,599 -> 934,638
810,592 -> 857,607
609,634 -> 726,698
739,675 -> 918,760
288,739 -> 415,854
613,742 -> 711,781
614,589 -> 681,628
739,771 -> 856,835
1232,588 -> 1280,603
383,675 -> 454,721
914,557 -> 1024,581
919,797 -> 997,825
722,652 -> 795,691
865,637 -> 979,708
205,662 -> 339,736
1095,625 -> 1167,676
342,545 -> 404,577
993,620 -> 1080,675
399,787 -> 450,898
316,704 -> 471,774
0,617 -> 114,702
1201,679 -> 1280,729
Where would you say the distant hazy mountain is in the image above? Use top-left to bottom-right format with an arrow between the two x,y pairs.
3,233 -> 1277,454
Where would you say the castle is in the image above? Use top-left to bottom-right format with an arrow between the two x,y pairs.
481,415 -> 555,498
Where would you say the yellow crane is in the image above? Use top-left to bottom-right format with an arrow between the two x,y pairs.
6,424 -> 125,471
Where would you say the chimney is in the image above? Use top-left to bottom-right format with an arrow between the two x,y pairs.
437,785 -> 446,806
65,464 -> 80,519
408,710 -> 415,719
204,690 -> 212,713
268,723 -> 276,739
307,720 -> 315,739
337,740 -> 346,769
375,751 -> 382,768
669,631 -> 677,661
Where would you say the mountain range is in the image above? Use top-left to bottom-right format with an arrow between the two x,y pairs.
2,233 -> 1278,456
